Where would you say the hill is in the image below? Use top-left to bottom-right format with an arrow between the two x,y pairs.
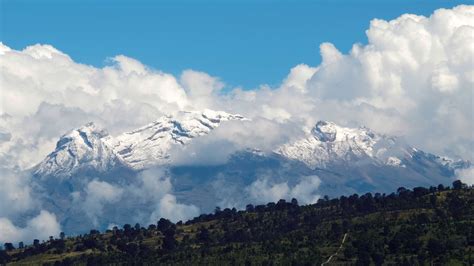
2,180 -> 473,265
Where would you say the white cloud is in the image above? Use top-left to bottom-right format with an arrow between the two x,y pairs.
149,194 -> 200,223
431,65 -> 460,93
0,43 -> 190,169
65,169 -> 198,230
226,4 -> 474,161
290,175 -> 322,204
180,70 -> 224,97
247,178 -> 290,203
170,118 -> 304,166
456,167 -> 474,186
246,175 -> 321,205
0,170 -> 61,245
129,168 -> 173,203
131,169 -> 200,223
0,170 -> 35,217
280,64 -> 318,92
0,210 -> 61,245
82,180 -> 124,226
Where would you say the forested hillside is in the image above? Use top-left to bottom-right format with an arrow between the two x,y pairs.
2,180 -> 473,265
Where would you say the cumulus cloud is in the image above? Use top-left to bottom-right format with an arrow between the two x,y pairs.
0,170 -> 62,245
81,180 -> 124,226
149,194 -> 200,223
246,175 -> 321,205
0,170 -> 35,217
67,169 -> 199,230
0,43 -> 189,169
170,118 -> 304,165
180,70 -> 224,109
290,176 -> 323,204
0,210 -> 61,244
456,167 -> 474,186
280,64 -> 318,92
131,169 -> 200,223
302,5 -> 474,160
129,168 -> 173,203
247,178 -> 291,203
211,174 -> 320,210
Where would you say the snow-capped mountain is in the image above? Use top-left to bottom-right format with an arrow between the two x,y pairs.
34,110 -> 246,176
30,113 -> 470,235
34,122 -> 119,178
277,121 -> 412,169
275,121 -> 469,172
112,109 -> 246,169
34,115 -> 468,179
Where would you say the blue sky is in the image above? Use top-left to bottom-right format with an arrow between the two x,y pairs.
1,0 -> 470,89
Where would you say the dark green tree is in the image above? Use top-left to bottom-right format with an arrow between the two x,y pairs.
452,180 -> 466,190
198,227 -> 211,243
427,238 -> 443,260
3,243 -> 14,251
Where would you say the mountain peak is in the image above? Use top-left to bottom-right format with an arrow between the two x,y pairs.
54,122 -> 109,149
78,121 -> 101,132
312,121 -> 338,142
311,121 -> 377,143
112,109 -> 246,169
35,110 -> 248,175
277,121 -> 394,168
283,120 -> 469,171
35,123 -> 117,177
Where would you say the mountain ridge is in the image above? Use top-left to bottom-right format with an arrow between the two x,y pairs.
35,111 -> 469,178
33,109 -> 247,176
27,109 -> 471,235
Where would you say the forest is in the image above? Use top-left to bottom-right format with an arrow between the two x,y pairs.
2,180 -> 473,265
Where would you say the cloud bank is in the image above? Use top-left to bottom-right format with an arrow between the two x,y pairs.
0,170 -> 61,244
247,175 -> 321,205
456,167 -> 474,186
0,211 -> 61,245
70,168 -> 200,229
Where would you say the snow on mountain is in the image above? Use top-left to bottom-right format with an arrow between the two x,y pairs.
30,116 -> 471,234
34,122 -> 118,177
112,109 -> 246,169
276,121 -> 412,169
34,110 -> 246,175
35,114 -> 468,179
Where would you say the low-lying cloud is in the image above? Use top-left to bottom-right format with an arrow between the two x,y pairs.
149,194 -> 200,224
211,175 -> 322,210
0,170 -> 35,218
81,180 -> 124,226
456,167 -> 474,186
0,211 -> 61,245
247,176 -> 321,205
66,168 -> 199,233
